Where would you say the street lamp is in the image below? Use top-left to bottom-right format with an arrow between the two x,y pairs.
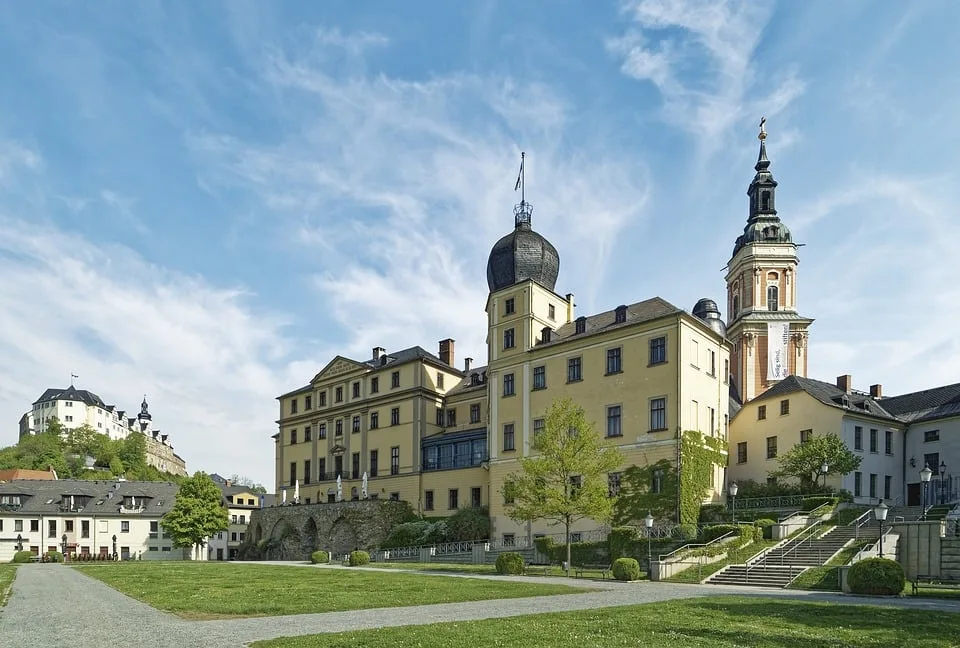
644,511 -> 654,576
112,534 -> 117,560
874,500 -> 888,559
820,461 -> 829,488
61,533 -> 67,558
920,463 -> 933,517
940,461 -> 948,505
729,482 -> 739,523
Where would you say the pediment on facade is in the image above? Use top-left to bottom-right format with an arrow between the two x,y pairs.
312,356 -> 367,384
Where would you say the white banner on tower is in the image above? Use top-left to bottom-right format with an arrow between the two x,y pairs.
767,322 -> 790,381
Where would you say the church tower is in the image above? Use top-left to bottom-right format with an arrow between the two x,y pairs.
725,120 -> 813,402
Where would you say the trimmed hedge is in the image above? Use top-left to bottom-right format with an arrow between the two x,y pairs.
754,518 -> 776,540
44,551 -> 64,563
608,527 -> 637,560
348,550 -> 370,566
535,537 -> 608,565
848,557 -> 905,595
495,552 -> 525,575
311,550 -> 330,564
700,524 -> 740,543
612,557 -> 641,581
11,551 -> 34,564
802,496 -> 839,512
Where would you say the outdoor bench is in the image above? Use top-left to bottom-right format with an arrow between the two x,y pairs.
574,564 -> 610,579
523,563 -> 554,576
912,574 -> 960,595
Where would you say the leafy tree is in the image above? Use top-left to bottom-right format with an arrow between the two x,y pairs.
119,433 -> 147,476
502,397 -> 623,569
229,474 -> 268,494
770,432 -> 862,488
161,471 -> 229,559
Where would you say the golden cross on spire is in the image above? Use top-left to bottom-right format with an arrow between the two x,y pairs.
758,116 -> 767,141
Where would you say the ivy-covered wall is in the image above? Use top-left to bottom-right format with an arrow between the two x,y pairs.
612,430 -> 725,528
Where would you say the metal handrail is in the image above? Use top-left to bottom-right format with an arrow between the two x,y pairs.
777,500 -> 834,524
743,520 -> 824,583
775,520 -> 825,566
852,509 -> 872,539
658,529 -> 738,562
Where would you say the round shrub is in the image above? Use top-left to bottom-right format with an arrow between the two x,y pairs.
348,550 -> 370,566
311,550 -> 330,564
45,551 -> 64,563
612,557 -> 641,581
495,552 -> 525,575
11,551 -> 33,564
848,558 -> 904,595
754,519 -> 776,539
677,524 -> 699,541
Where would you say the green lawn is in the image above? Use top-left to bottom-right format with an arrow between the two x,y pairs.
787,539 -> 874,591
361,562 -> 631,580
252,596 -> 960,648
0,565 -> 16,607
73,562 -> 588,618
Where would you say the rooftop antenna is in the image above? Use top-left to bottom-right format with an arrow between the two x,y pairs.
513,151 -> 532,229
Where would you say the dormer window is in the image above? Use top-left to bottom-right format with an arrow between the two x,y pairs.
470,373 -> 480,386
541,327 -> 552,343
614,305 -> 627,324
575,317 -> 587,334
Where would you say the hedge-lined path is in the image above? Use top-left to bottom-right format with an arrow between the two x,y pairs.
3,563 -> 960,648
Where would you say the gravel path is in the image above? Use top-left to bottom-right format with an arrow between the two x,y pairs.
3,563 -> 960,648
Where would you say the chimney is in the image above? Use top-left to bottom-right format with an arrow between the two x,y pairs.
566,293 -> 575,321
225,479 -> 232,487
836,374 -> 852,394
870,384 -> 883,399
464,357 -> 473,372
372,347 -> 385,362
439,338 -> 455,367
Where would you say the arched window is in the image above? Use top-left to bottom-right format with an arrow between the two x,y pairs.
732,294 -> 740,316
767,271 -> 779,281
767,285 -> 779,311
761,190 -> 771,210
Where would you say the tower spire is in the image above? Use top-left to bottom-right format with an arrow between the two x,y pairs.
513,151 -> 532,229
756,116 -> 770,172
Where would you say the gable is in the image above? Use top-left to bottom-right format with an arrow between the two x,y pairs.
312,356 -> 368,383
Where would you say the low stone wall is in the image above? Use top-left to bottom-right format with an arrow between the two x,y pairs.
243,500 -> 409,561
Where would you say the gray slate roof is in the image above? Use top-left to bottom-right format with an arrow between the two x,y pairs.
446,365 -> 489,396
32,386 -> 107,408
748,376 -> 898,421
0,479 -> 180,517
877,383 -> 960,423
537,297 -> 682,349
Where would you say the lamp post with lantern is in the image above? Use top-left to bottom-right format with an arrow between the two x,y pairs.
940,461 -> 948,505
644,511 -> 654,576
875,500 -> 888,559
729,482 -> 739,523
820,461 -> 829,488
920,464 -> 933,518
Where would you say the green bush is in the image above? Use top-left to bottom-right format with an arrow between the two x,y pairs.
536,538 -> 608,565
612,557 -> 641,581
45,551 -> 64,563
732,479 -> 834,499
11,551 -> 34,564
495,552 -> 525,575
698,504 -> 727,524
445,507 -> 491,542
381,520 -> 451,549
311,550 -> 330,564
700,524 -> 740,543
754,518 -> 776,539
348,550 -> 370,566
676,524 -> 699,541
802,496 -> 839,512
608,527 -> 638,559
848,558 -> 904,595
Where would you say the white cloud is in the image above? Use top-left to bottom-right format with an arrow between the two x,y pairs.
0,148 -> 305,484
608,0 -> 805,152
191,33 -> 653,365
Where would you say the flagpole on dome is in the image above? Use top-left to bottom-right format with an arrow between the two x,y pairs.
513,151 -> 532,229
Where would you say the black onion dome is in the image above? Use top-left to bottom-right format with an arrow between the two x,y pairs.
692,297 -> 727,338
486,204 -> 560,293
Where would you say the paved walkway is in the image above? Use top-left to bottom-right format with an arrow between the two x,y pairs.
3,563 -> 960,648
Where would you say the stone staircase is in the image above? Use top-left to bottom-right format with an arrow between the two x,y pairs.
706,522 -> 880,588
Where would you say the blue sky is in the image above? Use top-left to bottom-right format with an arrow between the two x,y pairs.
1,1 -> 958,485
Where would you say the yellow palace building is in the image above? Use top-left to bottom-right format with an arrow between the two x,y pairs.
274,128 -> 803,544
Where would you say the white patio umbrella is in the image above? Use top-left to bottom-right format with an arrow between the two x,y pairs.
294,479 -> 300,503
282,489 -> 287,505
336,475 -> 343,502
361,472 -> 368,499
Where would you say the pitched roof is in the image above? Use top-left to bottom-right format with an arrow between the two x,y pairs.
748,375 -> 898,422
878,383 -> 960,423
0,479 -> 180,516
0,468 -> 58,482
32,386 -> 107,408
445,365 -> 489,396
537,297 -> 683,349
